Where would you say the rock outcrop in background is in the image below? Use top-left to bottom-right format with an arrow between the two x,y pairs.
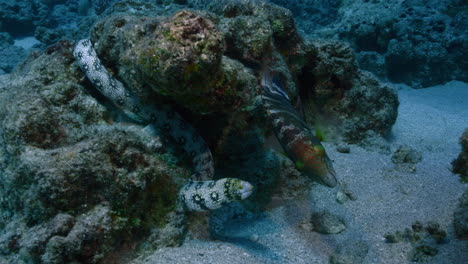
0,0 -> 468,87
269,0 -> 468,88
1,0 -> 466,88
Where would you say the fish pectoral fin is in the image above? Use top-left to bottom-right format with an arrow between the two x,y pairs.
295,160 -> 305,170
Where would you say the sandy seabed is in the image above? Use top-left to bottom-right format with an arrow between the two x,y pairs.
133,81 -> 468,264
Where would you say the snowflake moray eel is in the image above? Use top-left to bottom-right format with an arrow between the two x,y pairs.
261,69 -> 338,188
73,39 -> 253,212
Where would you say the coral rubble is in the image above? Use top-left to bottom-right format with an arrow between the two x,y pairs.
310,211 -> 346,234
384,221 -> 448,262
391,145 -> 423,164
269,0 -> 468,88
0,41 -> 187,263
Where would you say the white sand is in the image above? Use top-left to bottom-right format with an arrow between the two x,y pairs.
14,36 -> 40,50
134,81 -> 468,264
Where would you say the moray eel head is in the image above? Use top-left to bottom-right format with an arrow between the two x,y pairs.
223,178 -> 254,201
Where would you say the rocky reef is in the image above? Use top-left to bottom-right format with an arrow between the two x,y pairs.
206,0 -> 399,144
452,130 -> 468,241
0,41 -> 188,263
0,0 -> 95,73
0,0 -> 400,263
87,0 -> 399,144
269,0 -> 468,88
3,0 -> 466,89
452,129 -> 468,182
453,189 -> 468,240
0,32 -> 27,74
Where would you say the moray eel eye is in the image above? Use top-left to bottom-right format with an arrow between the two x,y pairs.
225,179 -> 254,201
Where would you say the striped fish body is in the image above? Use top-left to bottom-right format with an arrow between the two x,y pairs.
261,71 -> 337,188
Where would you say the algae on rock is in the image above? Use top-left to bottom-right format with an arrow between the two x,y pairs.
0,41 -> 188,264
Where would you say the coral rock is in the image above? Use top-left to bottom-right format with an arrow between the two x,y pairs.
91,11 -> 257,114
391,145 -> 423,164
0,41 -> 187,263
301,42 -> 399,144
311,211 -> 346,234
454,189 -> 468,240
452,129 -> 468,181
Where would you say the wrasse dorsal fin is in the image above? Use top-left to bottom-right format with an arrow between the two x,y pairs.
269,74 -> 290,100
271,74 -> 290,100
261,65 -> 290,100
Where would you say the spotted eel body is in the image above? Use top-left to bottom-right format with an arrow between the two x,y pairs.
73,39 -> 253,211
261,69 -> 338,188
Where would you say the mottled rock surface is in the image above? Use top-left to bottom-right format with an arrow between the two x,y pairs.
207,1 -> 399,145
0,41 -> 188,263
269,0 -> 468,87
392,145 -> 423,164
0,44 -> 26,74
300,41 -> 399,144
0,32 -> 26,73
0,1 -> 404,263
452,129 -> 468,181
0,0 -> 95,41
453,189 -> 468,240
384,221 -> 448,262
310,211 -> 346,234
3,0 -> 465,88
90,11 -> 257,114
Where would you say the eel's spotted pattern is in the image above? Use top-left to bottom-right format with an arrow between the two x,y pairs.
261,69 -> 338,188
73,39 -> 253,211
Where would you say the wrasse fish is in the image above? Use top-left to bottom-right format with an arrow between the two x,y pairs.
261,69 -> 338,188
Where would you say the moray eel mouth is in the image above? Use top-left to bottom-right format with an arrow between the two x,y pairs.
239,181 -> 254,200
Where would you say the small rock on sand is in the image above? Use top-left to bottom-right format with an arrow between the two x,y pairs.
311,211 -> 346,234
